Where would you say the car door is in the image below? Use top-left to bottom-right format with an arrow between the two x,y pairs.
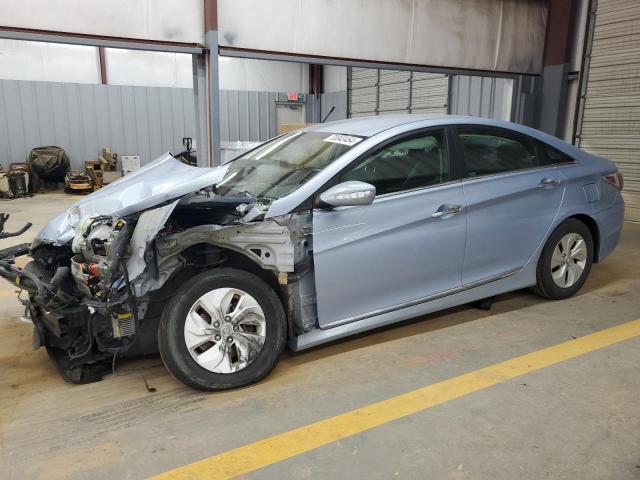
454,126 -> 566,285
312,128 -> 467,329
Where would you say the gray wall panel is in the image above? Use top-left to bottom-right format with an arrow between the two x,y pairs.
0,80 -> 197,169
19,81 -> 41,150
50,83 -> 71,154
3,81 -> 25,161
450,75 -> 514,121
258,92 -> 269,141
218,90 -> 230,145
120,86 -> 137,159
227,90 -> 240,142
93,86 -> 110,151
133,87 -> 150,165
238,91 -> 250,141
321,91 -> 347,122
169,88 -> 186,154
80,84 -> 99,162
0,79 -> 301,169
145,88 -> 162,160
0,83 -> 11,164
108,86 -> 121,153
269,92 -> 278,138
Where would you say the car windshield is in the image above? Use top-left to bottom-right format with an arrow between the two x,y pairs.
214,131 -> 364,201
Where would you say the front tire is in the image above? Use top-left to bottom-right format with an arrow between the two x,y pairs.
533,219 -> 593,300
158,268 -> 287,391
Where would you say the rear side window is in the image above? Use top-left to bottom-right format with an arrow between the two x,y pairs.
458,128 -> 540,177
541,144 -> 574,164
341,129 -> 449,196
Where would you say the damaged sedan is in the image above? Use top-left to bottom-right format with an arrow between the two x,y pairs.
0,115 -> 625,390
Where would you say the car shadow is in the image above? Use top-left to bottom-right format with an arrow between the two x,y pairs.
279,289 -> 547,369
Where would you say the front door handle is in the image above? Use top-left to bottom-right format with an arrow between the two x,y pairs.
538,178 -> 560,189
432,204 -> 463,218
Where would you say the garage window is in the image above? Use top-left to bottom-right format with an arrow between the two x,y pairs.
457,128 -> 540,178
341,130 -> 449,196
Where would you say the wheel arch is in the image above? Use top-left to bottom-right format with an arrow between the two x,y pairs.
566,213 -> 600,263
530,211 -> 601,268
162,242 -> 294,333
172,242 -> 283,298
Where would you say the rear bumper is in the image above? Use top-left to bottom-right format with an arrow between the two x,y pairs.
594,193 -> 625,263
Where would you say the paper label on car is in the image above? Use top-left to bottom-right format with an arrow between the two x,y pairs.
323,134 -> 363,147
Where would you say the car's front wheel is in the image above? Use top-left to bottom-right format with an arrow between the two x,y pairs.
158,268 -> 287,390
533,218 -> 594,300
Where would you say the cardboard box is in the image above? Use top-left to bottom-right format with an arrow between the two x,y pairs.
278,123 -> 313,134
102,171 -> 123,184
121,155 -> 141,174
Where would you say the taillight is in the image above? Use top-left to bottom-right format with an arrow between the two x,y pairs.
603,171 -> 624,191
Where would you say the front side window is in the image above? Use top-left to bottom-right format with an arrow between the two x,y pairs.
458,129 -> 539,177
214,131 -> 363,202
341,130 -> 449,196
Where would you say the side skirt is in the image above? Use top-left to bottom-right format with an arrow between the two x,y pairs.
288,263 -> 537,351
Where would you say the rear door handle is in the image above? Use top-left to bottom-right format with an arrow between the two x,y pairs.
538,178 -> 560,189
432,204 -> 463,218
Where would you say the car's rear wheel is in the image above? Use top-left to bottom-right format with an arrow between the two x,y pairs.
532,219 -> 593,300
158,268 -> 287,390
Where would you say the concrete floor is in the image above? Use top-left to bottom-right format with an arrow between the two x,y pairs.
1,193 -> 639,480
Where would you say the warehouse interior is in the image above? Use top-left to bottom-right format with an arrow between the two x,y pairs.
0,0 -> 639,478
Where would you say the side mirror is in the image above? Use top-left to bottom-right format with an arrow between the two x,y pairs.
319,181 -> 376,208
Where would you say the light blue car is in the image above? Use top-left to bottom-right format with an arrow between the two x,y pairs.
2,115 -> 624,390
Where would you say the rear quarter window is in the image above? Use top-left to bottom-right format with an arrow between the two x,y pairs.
540,143 -> 575,165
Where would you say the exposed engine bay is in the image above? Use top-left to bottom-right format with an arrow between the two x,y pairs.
0,185 -> 317,384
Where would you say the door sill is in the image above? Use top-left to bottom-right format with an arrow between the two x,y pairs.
320,267 -> 523,330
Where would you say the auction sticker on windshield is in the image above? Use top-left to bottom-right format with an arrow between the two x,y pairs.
323,134 -> 363,147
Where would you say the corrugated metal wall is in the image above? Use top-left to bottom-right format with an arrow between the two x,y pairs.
576,0 -> 640,221
347,67 -> 449,117
320,91 -> 348,123
449,75 -> 514,120
348,68 -> 378,117
347,67 -> 515,121
0,79 -> 196,169
219,91 -> 314,142
0,79 -> 308,169
411,72 -> 451,114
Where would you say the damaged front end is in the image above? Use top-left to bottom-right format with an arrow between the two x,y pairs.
0,209 -> 172,383
0,155 -> 238,383
1,133 -> 349,385
0,178 -> 317,385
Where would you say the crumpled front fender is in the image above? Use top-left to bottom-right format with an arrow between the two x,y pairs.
36,153 -> 229,246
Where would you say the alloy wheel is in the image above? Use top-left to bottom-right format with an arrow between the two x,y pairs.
550,232 -> 588,288
183,288 -> 267,374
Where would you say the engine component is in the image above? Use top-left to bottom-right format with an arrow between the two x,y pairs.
112,311 -> 135,338
174,190 -> 253,227
70,216 -> 132,298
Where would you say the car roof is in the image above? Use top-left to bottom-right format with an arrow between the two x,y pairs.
307,114 -> 542,137
304,114 -> 589,163
306,114 -> 452,137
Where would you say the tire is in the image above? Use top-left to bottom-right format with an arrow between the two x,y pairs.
532,219 -> 594,300
158,268 -> 287,391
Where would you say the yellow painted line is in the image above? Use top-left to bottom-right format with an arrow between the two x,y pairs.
153,319 -> 640,480
0,290 -> 17,297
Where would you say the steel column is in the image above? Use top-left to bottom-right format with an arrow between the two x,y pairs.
536,0 -> 578,136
